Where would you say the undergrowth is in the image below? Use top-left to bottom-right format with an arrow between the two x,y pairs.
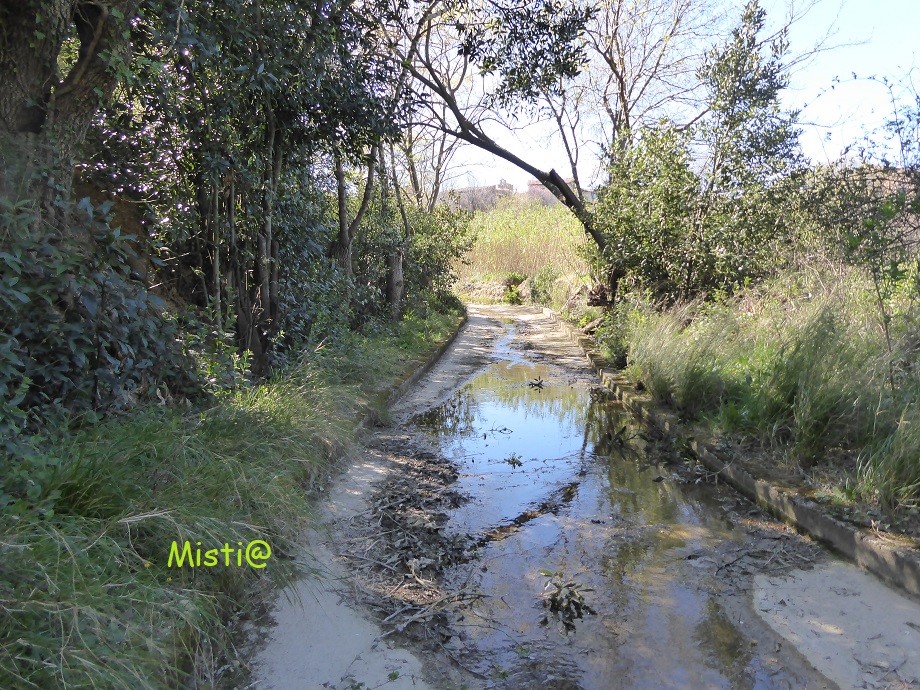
456,197 -> 591,311
0,310 -> 463,689
598,267 -> 920,511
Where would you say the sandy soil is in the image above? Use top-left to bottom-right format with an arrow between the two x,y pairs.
247,305 -> 920,690
245,308 -> 505,690
248,454 -> 435,690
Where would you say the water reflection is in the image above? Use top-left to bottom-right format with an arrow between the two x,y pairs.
413,347 -> 787,688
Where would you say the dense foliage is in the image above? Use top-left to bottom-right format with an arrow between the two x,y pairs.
0,0 -> 473,443
594,2 -> 804,301
0,5 -> 473,682
0,195 -> 197,455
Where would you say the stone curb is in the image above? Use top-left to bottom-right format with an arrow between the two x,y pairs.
541,307 -> 920,600
357,312 -> 469,431
386,312 -> 469,406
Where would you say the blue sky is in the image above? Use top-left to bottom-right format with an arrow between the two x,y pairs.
771,0 -> 919,163
451,0 -> 919,190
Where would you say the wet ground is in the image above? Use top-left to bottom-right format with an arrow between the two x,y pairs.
400,309 -> 830,689
250,305 -> 920,690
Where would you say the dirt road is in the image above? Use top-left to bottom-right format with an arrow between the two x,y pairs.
249,305 -> 920,690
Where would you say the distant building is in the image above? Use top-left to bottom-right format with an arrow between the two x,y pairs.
443,177 -> 594,211
526,178 -> 596,206
445,179 -> 516,211
526,179 -> 557,206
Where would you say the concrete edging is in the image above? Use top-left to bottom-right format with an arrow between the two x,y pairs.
387,312 -> 469,407
541,307 -> 920,600
357,312 -> 469,432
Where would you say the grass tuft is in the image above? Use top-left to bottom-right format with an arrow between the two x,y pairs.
606,267 -> 920,511
0,310 -> 463,689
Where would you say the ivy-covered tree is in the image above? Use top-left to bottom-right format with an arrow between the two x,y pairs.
0,1 -> 202,438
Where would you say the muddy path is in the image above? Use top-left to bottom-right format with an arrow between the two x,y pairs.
251,305 -> 920,690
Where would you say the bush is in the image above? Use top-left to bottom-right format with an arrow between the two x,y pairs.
405,203 -> 475,298
531,265 -> 560,306
353,196 -> 473,321
275,176 -> 349,353
0,195 -> 197,449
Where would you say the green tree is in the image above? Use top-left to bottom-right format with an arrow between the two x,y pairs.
86,0 -> 402,368
595,124 -> 697,300
595,0 -> 803,302
686,0 -> 803,296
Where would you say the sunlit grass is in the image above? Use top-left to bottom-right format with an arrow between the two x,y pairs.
456,197 -> 591,308
602,267 -> 920,511
0,311 -> 463,689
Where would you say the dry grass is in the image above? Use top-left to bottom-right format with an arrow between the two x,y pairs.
456,197 -> 591,283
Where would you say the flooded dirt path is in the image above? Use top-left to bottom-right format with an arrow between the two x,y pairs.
252,305 -> 920,689
372,305 -> 837,689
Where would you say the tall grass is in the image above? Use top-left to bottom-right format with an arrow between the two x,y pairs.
1,375 -> 350,689
457,196 -> 590,289
608,267 -> 920,510
0,311 -> 462,689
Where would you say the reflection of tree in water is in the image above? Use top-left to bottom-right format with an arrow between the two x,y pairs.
693,599 -> 754,684
608,463 -> 683,524
585,398 -> 705,593
581,398 -> 626,457
478,364 -> 590,426
583,399 -> 686,525
600,537 -> 655,586
414,386 -> 477,437
416,363 -> 593,435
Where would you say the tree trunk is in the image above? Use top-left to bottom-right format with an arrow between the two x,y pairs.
388,144 -> 412,319
385,249 -> 405,319
332,151 -> 353,278
0,1 -> 138,217
258,121 -> 276,317
330,147 -> 378,279
211,182 -> 221,325
270,237 -> 279,324
244,117 -> 286,370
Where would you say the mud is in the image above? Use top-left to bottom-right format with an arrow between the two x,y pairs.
250,305 -> 920,690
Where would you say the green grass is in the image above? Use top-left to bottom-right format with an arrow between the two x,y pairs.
600,267 -> 920,512
0,310 -> 463,689
456,197 -> 591,310
309,311 -> 460,395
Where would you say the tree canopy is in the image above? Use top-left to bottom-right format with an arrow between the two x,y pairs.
1,0 -> 917,430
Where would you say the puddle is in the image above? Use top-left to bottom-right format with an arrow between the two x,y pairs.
411,323 -> 810,688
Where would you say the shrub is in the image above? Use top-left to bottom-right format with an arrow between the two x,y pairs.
0,195 -> 197,448
531,265 -> 560,306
